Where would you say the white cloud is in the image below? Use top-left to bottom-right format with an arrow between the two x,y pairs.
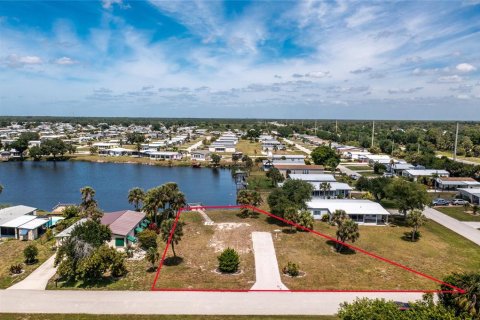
350,67 -> 372,74
346,7 -> 379,28
305,71 -> 330,78
388,87 -> 423,94
101,0 -> 129,9
437,75 -> 463,83
456,63 -> 476,73
4,54 -> 42,67
54,57 -> 77,65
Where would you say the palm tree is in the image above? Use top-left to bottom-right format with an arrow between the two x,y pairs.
146,247 -> 160,270
406,209 -> 427,241
0,184 -> 3,195
80,186 -> 97,211
128,187 -> 145,211
320,182 -> 331,199
336,218 -> 360,252
143,187 -> 165,224
160,218 -> 184,257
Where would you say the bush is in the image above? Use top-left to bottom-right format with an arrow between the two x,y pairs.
296,210 -> 314,230
321,214 -> 329,222
23,244 -> 38,264
218,248 -> 240,273
9,263 -> 23,275
137,229 -> 158,250
283,262 -> 300,277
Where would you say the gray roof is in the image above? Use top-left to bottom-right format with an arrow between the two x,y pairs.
55,218 -> 87,238
0,205 -> 37,226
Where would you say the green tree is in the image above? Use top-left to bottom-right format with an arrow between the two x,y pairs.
236,189 -> 263,217
266,167 -> 284,186
137,229 -> 158,251
242,155 -> 254,171
218,247 -> 240,273
41,138 -> 68,160
128,187 -> 145,211
28,145 -> 43,160
160,218 -> 184,257
296,210 -> 314,231
386,179 -> 429,216
311,145 -> 340,168
284,207 -> 299,232
70,220 -> 111,248
211,153 -> 221,167
406,209 -> 427,241
23,244 -> 38,264
62,206 -> 80,219
267,179 -> 313,218
336,218 -> 359,252
80,186 -> 102,221
146,247 -> 160,270
9,138 -> 29,159
320,182 -> 331,199
440,273 -> 480,318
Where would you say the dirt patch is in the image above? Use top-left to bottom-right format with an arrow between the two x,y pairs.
208,222 -> 252,254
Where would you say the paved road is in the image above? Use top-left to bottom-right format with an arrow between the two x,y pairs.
337,164 -> 360,177
250,232 -> 288,290
463,222 -> 480,229
8,255 -> 57,290
186,138 -> 208,152
0,290 -> 424,315
424,207 -> 480,246
282,138 -> 312,155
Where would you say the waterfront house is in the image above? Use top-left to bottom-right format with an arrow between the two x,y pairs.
55,218 -> 87,246
190,150 -> 211,161
0,205 -> 51,240
92,142 -> 120,150
101,210 -> 147,249
141,150 -> 182,160
306,199 -> 390,225
288,174 -> 352,198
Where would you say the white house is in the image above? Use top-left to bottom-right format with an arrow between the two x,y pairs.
190,150 -> 211,161
273,164 -> 325,177
272,154 -> 305,163
0,205 -> 50,240
288,174 -> 352,198
364,154 -> 391,165
306,199 -> 390,225
402,169 -> 450,181
141,150 -> 182,160
436,177 -> 480,191
262,139 -> 285,151
457,188 -> 480,204
99,147 -> 135,157
92,142 -> 119,150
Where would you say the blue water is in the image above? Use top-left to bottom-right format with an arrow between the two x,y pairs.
0,161 -> 237,211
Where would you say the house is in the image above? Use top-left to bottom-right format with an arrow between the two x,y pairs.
364,154 -> 391,165
402,169 -> 450,181
344,151 -> 371,160
306,199 -> 390,225
262,139 -> 284,151
99,147 -> 135,157
436,177 -> 480,191
387,162 -> 416,176
101,210 -> 147,249
55,218 -> 87,246
272,154 -> 305,163
457,188 -> 480,204
273,164 -> 325,177
92,142 -> 119,150
190,150 -> 211,161
288,174 -> 351,198
141,150 -> 182,160
0,205 -> 50,240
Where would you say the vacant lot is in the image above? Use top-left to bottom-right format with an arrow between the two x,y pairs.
345,165 -> 371,171
236,140 -> 261,156
154,209 -> 480,291
0,238 -> 55,289
436,206 -> 480,222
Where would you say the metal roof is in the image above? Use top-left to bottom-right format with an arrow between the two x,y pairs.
55,218 -> 87,238
0,215 -> 37,228
289,174 -> 336,182
18,218 -> 50,230
307,199 -> 390,216
102,210 -> 146,236
0,205 -> 37,226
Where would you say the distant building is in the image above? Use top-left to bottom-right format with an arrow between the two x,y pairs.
190,150 -> 211,161
436,177 -> 480,191
402,169 -> 449,181
273,164 -> 325,177
457,188 -> 480,205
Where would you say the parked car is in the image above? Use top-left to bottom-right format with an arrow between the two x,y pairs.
383,172 -> 394,178
432,198 -> 450,206
452,199 -> 469,205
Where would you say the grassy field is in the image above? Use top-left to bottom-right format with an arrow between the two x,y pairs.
0,315 -> 334,320
0,237 -> 55,289
359,171 -> 381,177
436,206 -> 480,221
153,209 -> 480,291
71,155 -> 193,167
426,192 -> 458,202
236,140 -> 262,156
436,151 -> 480,164
344,165 -> 371,171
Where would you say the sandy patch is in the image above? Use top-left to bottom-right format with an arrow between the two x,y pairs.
208,222 -> 252,254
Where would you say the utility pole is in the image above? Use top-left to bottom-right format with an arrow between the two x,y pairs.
314,120 -> 317,135
453,122 -> 459,161
391,139 -> 394,156
335,120 -> 338,135
371,121 -> 375,148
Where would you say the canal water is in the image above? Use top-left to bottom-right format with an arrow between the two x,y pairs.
0,161 -> 237,211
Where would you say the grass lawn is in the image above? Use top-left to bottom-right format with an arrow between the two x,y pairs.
0,237 -> 55,289
153,209 -> 480,291
359,171 -> 381,177
247,171 -> 275,191
71,155 -> 193,167
344,165 -> 371,171
0,315 -> 334,320
436,151 -> 480,164
236,140 -> 262,156
426,192 -> 457,202
435,206 -> 480,221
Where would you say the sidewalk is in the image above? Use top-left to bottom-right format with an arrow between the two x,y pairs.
8,254 -> 57,290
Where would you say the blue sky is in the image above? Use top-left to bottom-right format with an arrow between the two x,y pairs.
1,0 -> 479,120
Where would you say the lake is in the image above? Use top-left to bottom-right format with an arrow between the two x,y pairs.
0,161 -> 237,211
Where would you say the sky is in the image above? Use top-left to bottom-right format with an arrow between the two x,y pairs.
0,0 -> 480,120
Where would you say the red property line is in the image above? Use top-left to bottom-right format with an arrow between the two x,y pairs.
151,204 -> 465,294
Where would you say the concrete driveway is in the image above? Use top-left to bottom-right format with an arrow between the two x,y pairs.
0,290 -> 424,315
423,207 -> 480,246
250,232 -> 288,290
8,255 -> 57,290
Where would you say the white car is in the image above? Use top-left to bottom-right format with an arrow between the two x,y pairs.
451,199 -> 469,205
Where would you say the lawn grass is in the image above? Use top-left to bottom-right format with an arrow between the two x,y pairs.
71,155 -> 193,167
247,171 -> 275,191
154,209 -> 480,291
436,151 -> 480,164
0,315 -> 333,320
236,140 -> 262,156
344,165 -> 371,171
435,206 -> 480,221
359,171 -> 381,177
0,237 -> 55,289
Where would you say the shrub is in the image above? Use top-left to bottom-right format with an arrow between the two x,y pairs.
23,244 -> 38,264
321,214 -> 329,222
296,210 -> 314,230
283,262 -> 300,277
218,248 -> 240,273
125,245 -> 134,258
137,229 -> 158,250
9,264 -> 23,275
